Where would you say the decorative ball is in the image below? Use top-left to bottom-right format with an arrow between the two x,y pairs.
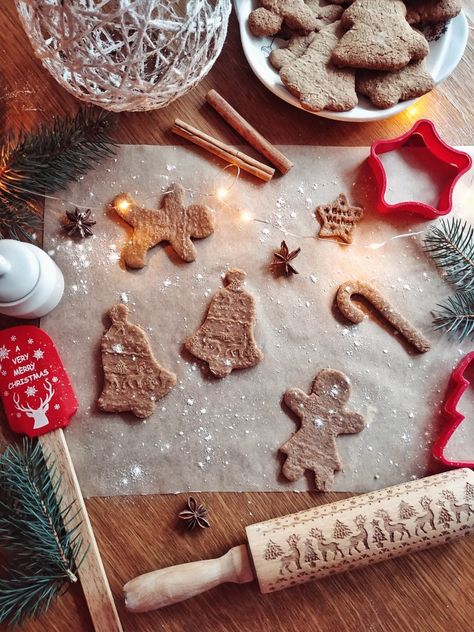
15,0 -> 232,112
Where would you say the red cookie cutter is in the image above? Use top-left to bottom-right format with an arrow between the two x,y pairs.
369,119 -> 472,220
433,351 -> 474,468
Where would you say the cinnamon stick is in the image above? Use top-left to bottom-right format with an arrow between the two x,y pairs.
171,119 -> 275,183
206,89 -> 293,175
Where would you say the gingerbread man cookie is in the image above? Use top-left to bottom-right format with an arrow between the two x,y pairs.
98,304 -> 176,419
184,269 -> 263,378
279,22 -> 358,113
248,0 -> 320,37
112,183 -> 214,269
269,32 -> 316,70
280,369 -> 365,491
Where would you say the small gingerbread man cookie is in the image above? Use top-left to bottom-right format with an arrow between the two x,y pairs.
112,183 -> 214,269
280,369 -> 365,491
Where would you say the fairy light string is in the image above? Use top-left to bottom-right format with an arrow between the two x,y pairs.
15,160 -> 433,250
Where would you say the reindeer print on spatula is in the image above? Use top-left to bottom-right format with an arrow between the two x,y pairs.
0,326 -> 78,437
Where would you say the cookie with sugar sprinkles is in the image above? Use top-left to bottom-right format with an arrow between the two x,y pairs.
315,192 -> 363,244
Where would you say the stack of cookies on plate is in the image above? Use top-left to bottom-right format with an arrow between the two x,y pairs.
248,0 -> 462,111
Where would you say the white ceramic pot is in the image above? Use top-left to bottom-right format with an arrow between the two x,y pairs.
0,240 -> 64,318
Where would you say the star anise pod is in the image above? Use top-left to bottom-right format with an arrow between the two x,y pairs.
178,496 -> 210,530
271,240 -> 301,275
63,208 -> 96,238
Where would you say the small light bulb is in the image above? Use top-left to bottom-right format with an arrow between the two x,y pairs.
216,187 -> 228,201
241,210 -> 253,223
117,199 -> 130,211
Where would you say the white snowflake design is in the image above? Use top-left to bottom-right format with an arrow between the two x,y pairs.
0,346 -> 10,361
10,336 -> 16,342
1,371 -> 6,377
52,376 -> 59,383
26,386 -> 37,397
53,404 -> 60,410
27,338 -> 34,344
33,349 -> 44,360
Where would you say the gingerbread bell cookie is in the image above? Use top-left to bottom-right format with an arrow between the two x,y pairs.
112,183 -> 214,269
184,268 -> 263,378
280,369 -> 365,491
315,193 -> 363,243
98,304 -> 176,419
332,0 -> 429,71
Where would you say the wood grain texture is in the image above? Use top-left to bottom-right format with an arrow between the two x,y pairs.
0,1 -> 473,630
39,430 -> 123,632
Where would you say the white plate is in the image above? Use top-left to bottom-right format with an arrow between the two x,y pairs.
234,0 -> 468,122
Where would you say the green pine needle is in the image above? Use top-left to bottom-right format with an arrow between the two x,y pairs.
0,108 -> 116,241
432,290 -> 474,341
0,440 -> 86,626
423,218 -> 474,292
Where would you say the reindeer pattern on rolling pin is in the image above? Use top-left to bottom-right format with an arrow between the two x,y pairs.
254,471 -> 474,593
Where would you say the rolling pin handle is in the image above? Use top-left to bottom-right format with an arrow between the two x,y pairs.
124,544 -> 254,612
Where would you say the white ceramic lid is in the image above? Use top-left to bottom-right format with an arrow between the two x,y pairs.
0,240 -> 40,303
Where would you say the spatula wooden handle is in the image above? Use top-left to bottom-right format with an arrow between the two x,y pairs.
124,544 -> 254,612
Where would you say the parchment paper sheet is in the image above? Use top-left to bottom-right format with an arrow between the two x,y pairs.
42,145 -> 474,498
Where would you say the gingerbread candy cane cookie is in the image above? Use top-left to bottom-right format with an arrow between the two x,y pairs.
336,281 -> 431,353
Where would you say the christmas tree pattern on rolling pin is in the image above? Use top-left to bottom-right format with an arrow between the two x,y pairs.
98,304 -> 176,418
184,268 -> 263,378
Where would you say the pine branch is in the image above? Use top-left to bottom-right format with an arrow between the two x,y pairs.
423,218 -> 474,292
0,108 -> 116,241
0,440 -> 85,626
432,290 -> 474,341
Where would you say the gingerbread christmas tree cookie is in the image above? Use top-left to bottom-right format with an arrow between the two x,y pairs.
280,369 -> 365,491
184,269 -> 263,378
98,304 -> 176,419
112,183 -> 214,269
316,193 -> 363,244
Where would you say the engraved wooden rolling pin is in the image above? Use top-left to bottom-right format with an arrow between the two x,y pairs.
124,469 -> 474,612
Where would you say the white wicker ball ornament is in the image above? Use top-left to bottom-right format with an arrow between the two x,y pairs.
16,0 -> 232,112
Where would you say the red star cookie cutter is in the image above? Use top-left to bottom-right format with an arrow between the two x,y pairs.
369,119 -> 472,220
433,351 -> 474,468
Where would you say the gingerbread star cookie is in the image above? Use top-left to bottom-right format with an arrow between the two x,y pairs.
356,61 -> 435,109
112,183 -> 214,269
280,369 -> 365,491
315,193 -> 363,244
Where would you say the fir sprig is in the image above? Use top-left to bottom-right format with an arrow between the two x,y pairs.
0,108 -> 116,241
433,291 -> 474,342
423,218 -> 474,292
0,440 -> 86,626
423,217 -> 474,341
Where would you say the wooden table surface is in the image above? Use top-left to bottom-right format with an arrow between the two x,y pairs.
1,2 -> 473,631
